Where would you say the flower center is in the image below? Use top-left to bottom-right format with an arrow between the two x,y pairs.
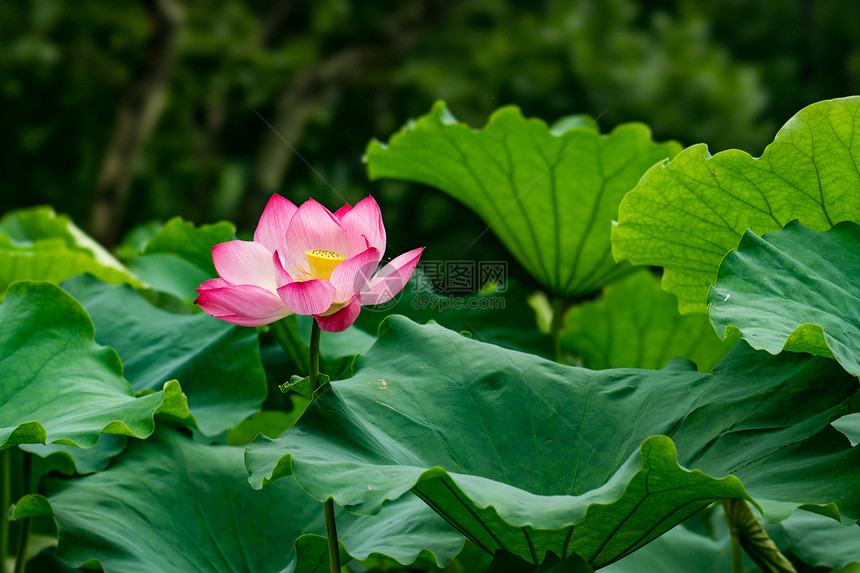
305,249 -> 345,281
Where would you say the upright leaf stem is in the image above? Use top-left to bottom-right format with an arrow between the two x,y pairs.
729,525 -> 743,573
12,520 -> 30,573
723,498 -> 797,573
308,320 -> 322,394
307,319 -> 340,572
323,497 -> 340,572
13,452 -> 32,573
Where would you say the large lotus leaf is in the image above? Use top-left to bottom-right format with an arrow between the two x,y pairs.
612,96 -> 860,313
562,270 -> 735,371
0,282 -> 189,450
61,274 -> 267,436
0,207 -> 139,296
365,102 -> 681,296
708,220 -> 860,377
22,429 -> 462,573
245,317 -> 860,568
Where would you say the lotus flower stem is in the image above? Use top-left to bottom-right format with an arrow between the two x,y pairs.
323,498 -> 340,573
550,297 -> 564,362
307,319 -> 340,571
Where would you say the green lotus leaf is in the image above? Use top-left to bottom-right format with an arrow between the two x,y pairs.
140,216 -> 235,276
602,521 -> 733,573
128,217 -> 235,302
0,206 -> 129,273
0,206 -> 139,297
486,550 -> 594,572
366,102 -> 681,296
0,281 -> 189,450
21,436 -> 128,475
612,96 -> 860,313
562,270 -> 735,371
245,317 -> 860,567
768,511 -> 860,569
61,274 -> 267,435
9,494 -> 53,520
550,114 -> 599,136
113,220 -> 164,262
833,413 -> 860,446
606,505 -> 860,572
30,429 -> 462,573
708,220 -> 860,376
226,409 -> 305,447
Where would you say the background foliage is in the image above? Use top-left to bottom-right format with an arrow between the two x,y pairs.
3,0 -> 860,276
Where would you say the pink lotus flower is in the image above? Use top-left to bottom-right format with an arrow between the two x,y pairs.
195,195 -> 423,332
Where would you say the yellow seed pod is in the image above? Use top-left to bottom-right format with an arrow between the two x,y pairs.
306,249 -> 345,281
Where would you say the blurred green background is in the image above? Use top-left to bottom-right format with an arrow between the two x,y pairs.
2,0 -> 859,282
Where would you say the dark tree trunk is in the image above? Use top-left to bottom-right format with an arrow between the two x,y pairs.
89,0 -> 182,247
